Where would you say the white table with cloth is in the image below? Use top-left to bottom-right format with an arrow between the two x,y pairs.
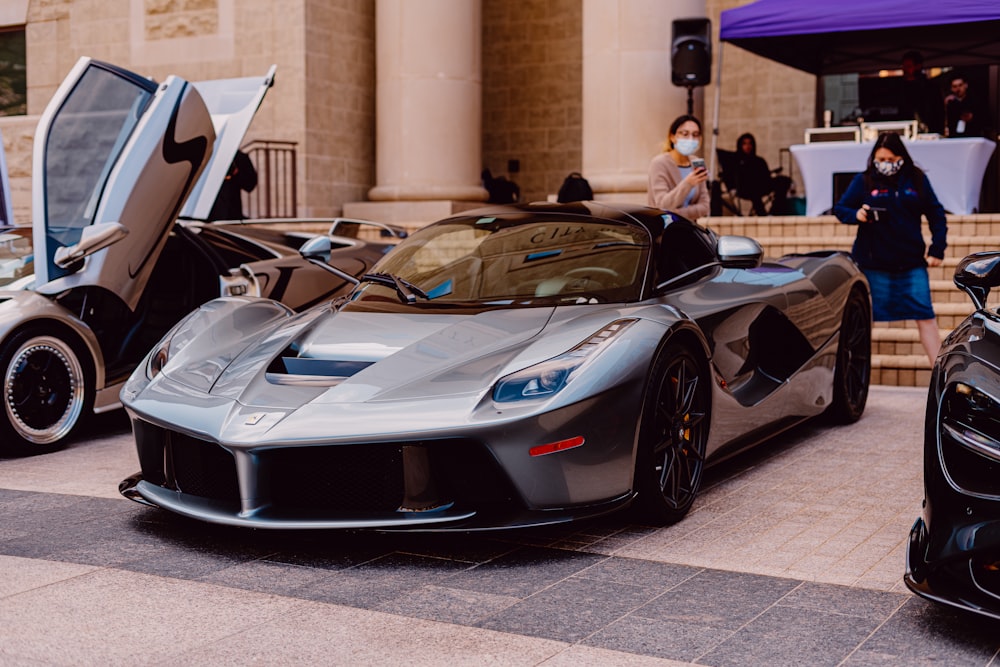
789,138 -> 996,216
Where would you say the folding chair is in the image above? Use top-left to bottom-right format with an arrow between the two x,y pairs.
715,149 -> 778,216
714,149 -> 748,216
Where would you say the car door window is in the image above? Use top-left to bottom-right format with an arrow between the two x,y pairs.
657,222 -> 717,286
43,65 -> 154,254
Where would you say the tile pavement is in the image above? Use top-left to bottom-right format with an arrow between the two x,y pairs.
0,386 -> 998,665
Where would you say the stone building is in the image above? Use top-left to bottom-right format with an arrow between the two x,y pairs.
0,0 -> 816,227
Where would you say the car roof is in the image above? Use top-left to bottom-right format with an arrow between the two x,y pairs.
431,201 -> 694,240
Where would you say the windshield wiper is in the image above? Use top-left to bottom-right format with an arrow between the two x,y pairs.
359,272 -> 429,304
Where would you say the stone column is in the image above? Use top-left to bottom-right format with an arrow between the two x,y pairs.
344,0 -> 487,228
582,0 -> 707,203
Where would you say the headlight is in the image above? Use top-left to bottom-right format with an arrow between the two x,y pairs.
493,319 -> 636,403
145,308 -> 202,379
942,382 -> 1000,461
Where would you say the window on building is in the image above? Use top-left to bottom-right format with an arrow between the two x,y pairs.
0,27 -> 26,117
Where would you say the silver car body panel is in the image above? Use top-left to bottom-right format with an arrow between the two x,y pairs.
0,290 -> 106,387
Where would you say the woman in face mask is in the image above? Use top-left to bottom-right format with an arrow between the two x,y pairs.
647,114 -> 710,220
833,131 -> 947,365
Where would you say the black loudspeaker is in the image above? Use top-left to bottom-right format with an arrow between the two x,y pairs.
671,18 -> 711,87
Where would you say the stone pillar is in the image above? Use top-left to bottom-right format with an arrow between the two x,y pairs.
344,0 -> 487,228
582,0 -> 707,202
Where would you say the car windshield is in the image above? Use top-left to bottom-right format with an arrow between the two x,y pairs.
355,216 -> 649,304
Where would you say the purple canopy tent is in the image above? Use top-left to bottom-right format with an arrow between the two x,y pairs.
708,0 -> 1000,178
718,0 -> 1000,75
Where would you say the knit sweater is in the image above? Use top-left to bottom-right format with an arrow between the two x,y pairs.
646,152 -> 709,220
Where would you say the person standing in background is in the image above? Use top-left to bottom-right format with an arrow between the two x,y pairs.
898,51 -> 944,134
833,132 -> 947,365
208,150 -> 258,221
647,114 -> 709,220
944,74 -> 988,138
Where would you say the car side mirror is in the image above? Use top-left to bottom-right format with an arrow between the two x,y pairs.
717,235 -> 763,269
299,235 -> 332,264
299,234 -> 360,285
954,251 -> 1000,311
53,221 -> 129,269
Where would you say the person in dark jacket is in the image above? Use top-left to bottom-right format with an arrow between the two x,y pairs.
944,74 -> 988,138
208,150 -> 257,221
833,132 -> 947,365
897,50 -> 944,134
734,133 -> 791,215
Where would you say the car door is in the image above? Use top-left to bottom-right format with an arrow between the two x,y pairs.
33,57 -> 216,310
178,65 -> 276,221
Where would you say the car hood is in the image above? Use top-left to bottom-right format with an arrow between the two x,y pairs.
205,306 -> 559,407
32,58 -> 274,310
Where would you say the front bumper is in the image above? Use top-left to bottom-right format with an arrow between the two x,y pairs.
120,366 -> 646,530
905,516 -> 1000,621
119,470 -> 634,531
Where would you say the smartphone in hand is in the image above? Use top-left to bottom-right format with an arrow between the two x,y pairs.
690,157 -> 706,172
868,206 -> 888,223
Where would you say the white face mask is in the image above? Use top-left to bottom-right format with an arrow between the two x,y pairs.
675,138 -> 700,156
874,158 -> 903,177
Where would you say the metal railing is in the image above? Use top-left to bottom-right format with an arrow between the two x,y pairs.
243,140 -> 297,218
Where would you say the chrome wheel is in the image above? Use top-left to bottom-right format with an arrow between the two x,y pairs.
637,343 -> 709,524
4,335 -> 86,446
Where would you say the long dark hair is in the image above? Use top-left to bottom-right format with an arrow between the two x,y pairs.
863,132 -> 925,195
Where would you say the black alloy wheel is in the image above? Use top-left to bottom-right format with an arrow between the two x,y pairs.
827,287 -> 871,424
636,342 -> 709,525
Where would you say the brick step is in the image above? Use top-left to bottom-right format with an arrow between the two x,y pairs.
754,236 -> 1000,259
871,327 -> 948,358
709,215 -> 1000,240
929,280 -> 1000,306
871,353 -> 933,388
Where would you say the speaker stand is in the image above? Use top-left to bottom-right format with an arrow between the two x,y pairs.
685,85 -> 695,115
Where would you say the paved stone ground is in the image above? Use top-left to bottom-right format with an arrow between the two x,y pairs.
1,385 -> 999,666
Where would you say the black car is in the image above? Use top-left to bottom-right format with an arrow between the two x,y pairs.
906,251 -> 1000,619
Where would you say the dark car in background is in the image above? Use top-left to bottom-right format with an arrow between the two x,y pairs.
0,58 -> 400,456
906,251 -> 1000,620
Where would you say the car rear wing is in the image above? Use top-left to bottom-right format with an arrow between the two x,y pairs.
326,217 -> 408,240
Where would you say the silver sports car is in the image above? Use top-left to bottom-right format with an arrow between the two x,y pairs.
0,58 -> 399,456
120,202 -> 872,529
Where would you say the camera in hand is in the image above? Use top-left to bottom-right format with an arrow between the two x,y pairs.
869,206 -> 888,223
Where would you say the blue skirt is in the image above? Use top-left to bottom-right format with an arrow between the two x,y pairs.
862,267 -> 935,321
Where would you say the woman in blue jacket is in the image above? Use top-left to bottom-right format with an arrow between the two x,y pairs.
834,132 -> 947,365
